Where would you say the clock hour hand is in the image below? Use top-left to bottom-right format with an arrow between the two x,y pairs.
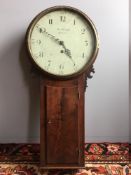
59,41 -> 76,65
59,41 -> 72,59
51,38 -> 72,60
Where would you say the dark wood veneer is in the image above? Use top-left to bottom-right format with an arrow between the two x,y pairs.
40,73 -> 87,169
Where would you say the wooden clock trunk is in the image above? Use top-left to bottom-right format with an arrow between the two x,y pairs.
40,73 -> 87,170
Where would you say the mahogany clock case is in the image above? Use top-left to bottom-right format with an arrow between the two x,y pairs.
25,5 -> 99,171
40,74 -> 86,169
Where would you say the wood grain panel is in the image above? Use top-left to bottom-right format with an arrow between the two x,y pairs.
46,86 -> 79,164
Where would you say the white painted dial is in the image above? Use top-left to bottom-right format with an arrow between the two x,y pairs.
27,7 -> 98,76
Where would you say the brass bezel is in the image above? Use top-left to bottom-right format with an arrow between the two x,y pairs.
26,6 -> 99,80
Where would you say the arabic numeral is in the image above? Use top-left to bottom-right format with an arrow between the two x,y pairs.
59,64 -> 64,74
60,16 -> 66,22
48,60 -> 51,67
74,19 -> 76,25
31,39 -> 42,45
59,64 -> 64,70
45,60 -> 51,70
37,40 -> 41,44
31,39 -> 35,44
74,66 -> 78,71
39,28 -> 43,33
49,19 -> 53,24
36,26 -> 46,33
85,40 -> 88,46
39,52 -> 44,57
73,63 -> 78,71
81,28 -> 86,34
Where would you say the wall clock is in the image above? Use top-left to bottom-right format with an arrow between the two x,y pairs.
26,5 -> 99,173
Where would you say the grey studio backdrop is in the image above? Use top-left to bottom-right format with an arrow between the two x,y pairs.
0,0 -> 129,143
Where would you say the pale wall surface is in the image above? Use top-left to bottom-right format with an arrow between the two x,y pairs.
129,0 -> 131,143
0,0 -> 129,142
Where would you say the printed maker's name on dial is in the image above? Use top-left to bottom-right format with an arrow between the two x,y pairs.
57,27 -> 70,34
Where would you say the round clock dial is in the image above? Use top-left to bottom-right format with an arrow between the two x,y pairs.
26,6 -> 99,78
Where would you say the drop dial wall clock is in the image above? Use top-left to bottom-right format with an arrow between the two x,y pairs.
26,6 -> 99,171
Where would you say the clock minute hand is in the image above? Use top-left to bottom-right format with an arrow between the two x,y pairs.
41,29 -> 61,44
46,33 -> 72,59
40,28 -> 73,61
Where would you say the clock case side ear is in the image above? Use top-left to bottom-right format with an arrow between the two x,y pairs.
25,6 -> 99,80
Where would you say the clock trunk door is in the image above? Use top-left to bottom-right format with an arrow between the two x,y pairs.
46,86 -> 79,165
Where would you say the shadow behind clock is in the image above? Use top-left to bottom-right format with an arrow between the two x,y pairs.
19,40 -> 40,143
